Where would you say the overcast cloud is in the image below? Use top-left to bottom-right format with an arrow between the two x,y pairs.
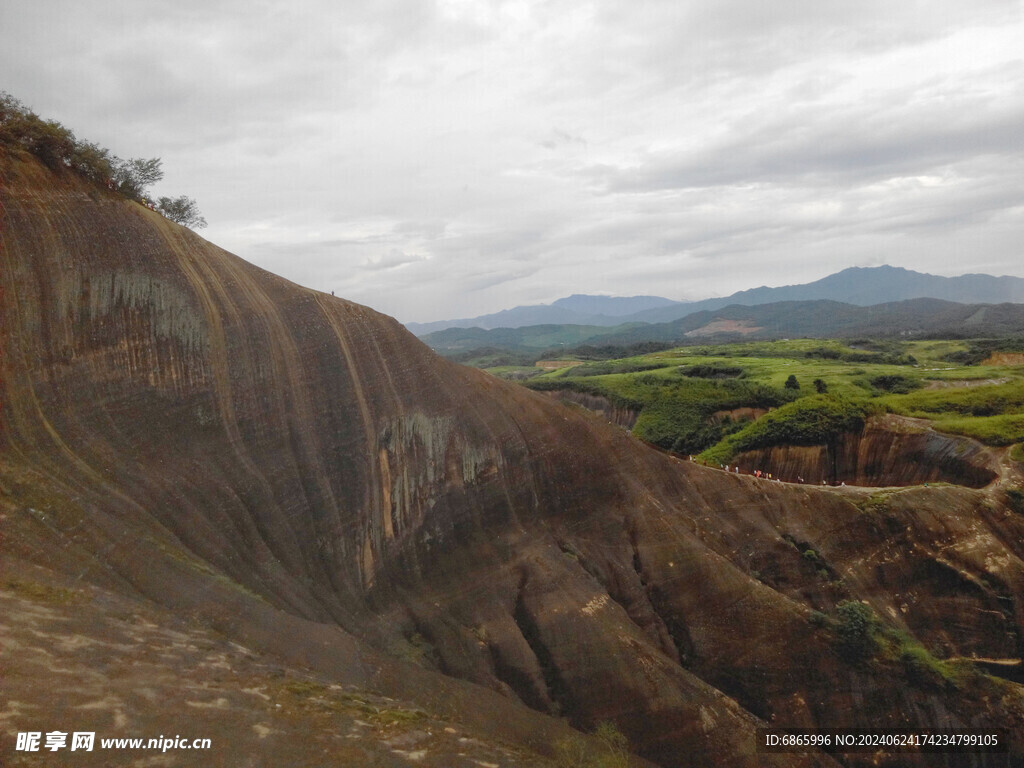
3,0 -> 1023,322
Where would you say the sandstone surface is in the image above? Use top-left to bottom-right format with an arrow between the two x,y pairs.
3,151 -> 1024,766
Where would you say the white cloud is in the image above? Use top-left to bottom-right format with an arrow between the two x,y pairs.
3,0 -> 1023,322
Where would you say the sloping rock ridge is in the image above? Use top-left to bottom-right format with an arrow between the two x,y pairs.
3,151 -> 1024,767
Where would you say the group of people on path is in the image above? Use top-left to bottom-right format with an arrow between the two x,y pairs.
686,455 -> 846,486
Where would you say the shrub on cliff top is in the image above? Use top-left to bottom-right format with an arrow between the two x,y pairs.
700,394 -> 870,463
0,91 -> 206,228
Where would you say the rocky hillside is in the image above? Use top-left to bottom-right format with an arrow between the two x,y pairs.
3,149 -> 1024,767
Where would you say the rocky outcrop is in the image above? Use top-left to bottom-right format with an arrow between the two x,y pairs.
733,416 -> 999,487
539,389 -> 639,429
4,150 -> 1024,767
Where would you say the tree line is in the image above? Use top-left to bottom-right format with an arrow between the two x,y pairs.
0,91 -> 206,229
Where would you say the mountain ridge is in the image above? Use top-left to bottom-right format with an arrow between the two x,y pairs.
408,265 -> 1024,335
419,297 -> 1024,353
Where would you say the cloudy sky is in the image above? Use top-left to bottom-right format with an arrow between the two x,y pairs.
4,1 -> 1024,322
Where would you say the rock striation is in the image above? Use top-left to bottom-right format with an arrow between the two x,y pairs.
734,416 -> 1000,488
3,150 -> 1024,767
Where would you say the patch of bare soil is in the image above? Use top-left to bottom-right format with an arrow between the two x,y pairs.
533,360 -> 584,370
925,377 -> 1011,389
982,353 -> 1024,366
684,319 -> 762,337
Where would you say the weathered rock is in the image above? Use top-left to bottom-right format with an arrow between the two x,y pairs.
3,150 -> 1024,767
733,416 -> 999,488
539,389 -> 639,429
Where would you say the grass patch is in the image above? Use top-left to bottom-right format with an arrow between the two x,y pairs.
828,601 -> 980,689
2,578 -> 82,605
568,359 -> 672,377
869,374 -> 922,394
555,721 -> 630,768
882,381 -> 1024,419
516,337 -> 1024,458
927,414 -> 1024,446
276,679 -> 429,725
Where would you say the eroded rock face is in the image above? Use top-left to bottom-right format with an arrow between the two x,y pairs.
3,151 -> 1024,767
732,417 -> 999,488
539,389 -> 639,429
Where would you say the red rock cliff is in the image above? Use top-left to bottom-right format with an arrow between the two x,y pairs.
3,151 -> 1024,767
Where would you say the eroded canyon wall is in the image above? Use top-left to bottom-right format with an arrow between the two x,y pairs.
733,417 -> 1000,487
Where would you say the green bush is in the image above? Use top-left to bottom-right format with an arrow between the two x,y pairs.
835,600 -> 878,663
899,645 -> 948,688
929,414 -> 1024,446
679,364 -> 745,379
630,379 -> 789,454
555,721 -> 630,768
870,374 -> 921,394
701,394 -> 869,463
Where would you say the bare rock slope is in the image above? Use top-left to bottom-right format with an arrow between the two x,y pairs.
3,151 -> 1024,766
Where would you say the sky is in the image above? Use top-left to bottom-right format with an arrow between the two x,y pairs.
3,0 -> 1024,323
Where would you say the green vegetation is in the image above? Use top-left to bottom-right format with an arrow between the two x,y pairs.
880,382 -> 1024,445
529,373 -> 789,455
869,374 -> 922,393
943,337 -> 1024,366
504,337 -> 1024,462
155,195 -> 207,229
921,414 -> 1024,446
827,601 -> 979,689
569,360 -> 670,377
835,600 -> 879,662
678,363 -> 744,379
545,341 -> 675,360
881,381 -> 1024,418
701,395 -> 870,464
1,91 -> 206,227
555,721 -> 630,768
277,679 -> 428,725
3,578 -> 82,605
805,343 -> 917,366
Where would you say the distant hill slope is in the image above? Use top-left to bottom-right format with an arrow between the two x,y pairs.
409,266 -> 1024,334
420,297 -> 1024,353
406,293 -> 679,335
598,297 -> 1024,345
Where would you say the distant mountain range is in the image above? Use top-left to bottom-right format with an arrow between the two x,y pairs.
421,297 -> 1024,354
406,266 -> 1024,335
405,294 -> 680,335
